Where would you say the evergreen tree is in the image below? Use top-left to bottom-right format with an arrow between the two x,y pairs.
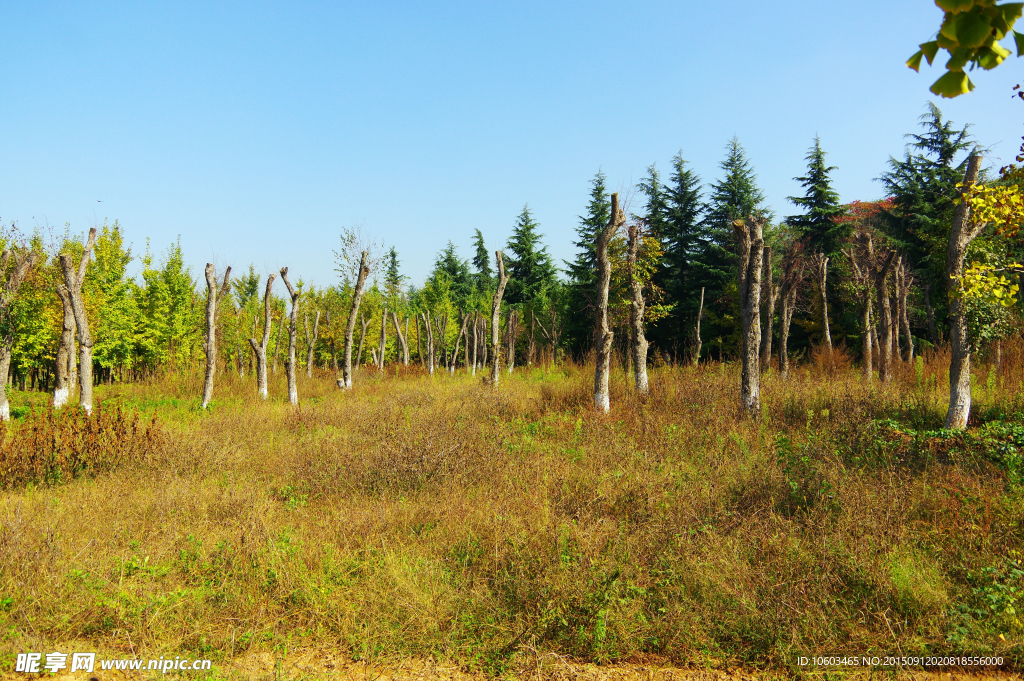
471,229 -> 493,292
787,136 -> 848,256
429,241 -> 473,307
638,164 -> 669,237
652,152 -> 705,354
505,205 -> 557,307
879,103 -> 978,291
384,246 -> 404,303
562,172 -> 610,356
694,137 -> 768,359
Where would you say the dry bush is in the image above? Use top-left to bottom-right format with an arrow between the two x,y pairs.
0,404 -> 167,488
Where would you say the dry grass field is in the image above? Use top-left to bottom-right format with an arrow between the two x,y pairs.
1,344 -> 1023,679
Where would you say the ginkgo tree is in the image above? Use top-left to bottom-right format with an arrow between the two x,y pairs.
908,0 -> 1024,97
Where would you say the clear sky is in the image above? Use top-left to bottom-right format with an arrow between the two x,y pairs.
2,1 -> 1022,288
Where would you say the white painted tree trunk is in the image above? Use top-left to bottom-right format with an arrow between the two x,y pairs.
341,252 -> 370,390
593,193 -> 624,412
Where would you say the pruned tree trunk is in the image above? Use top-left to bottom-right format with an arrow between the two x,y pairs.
416,313 -> 423,367
404,317 -> 410,365
848,239 -> 874,383
527,309 -> 536,367
875,252 -> 896,382
945,154 -> 983,430
896,259 -> 914,362
693,287 -> 704,366
356,314 -> 368,370
201,264 -> 232,408
392,311 -> 409,366
594,193 -> 625,412
54,285 -> 76,409
58,228 -> 97,415
759,247 -> 777,370
377,306 -> 387,372
812,252 -> 832,357
480,313 -> 488,369
272,310 -> 284,375
248,272 -> 276,400
470,311 -> 478,376
451,310 -> 469,373
734,216 -> 765,418
505,309 -> 518,375
340,251 -> 370,390
423,310 -> 435,375
627,220 -> 649,395
280,267 -> 300,405
490,252 -> 510,386
304,310 -> 320,378
0,249 -> 40,420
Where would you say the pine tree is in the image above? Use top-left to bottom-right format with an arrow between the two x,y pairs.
879,103 -> 978,292
787,136 -> 848,256
384,246 -> 404,302
429,241 -> 473,307
694,137 -> 768,359
562,172 -> 610,356
471,229 -> 493,292
652,152 -> 705,354
505,205 -> 557,307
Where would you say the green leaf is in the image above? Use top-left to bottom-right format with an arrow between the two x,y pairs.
1000,3 -> 1024,28
946,46 -> 974,70
922,40 -> 941,64
1015,30 -> 1024,54
955,10 -> 993,47
978,41 -> 1011,68
931,70 -> 976,97
937,0 -> 976,12
908,50 -> 925,71
941,14 -> 961,41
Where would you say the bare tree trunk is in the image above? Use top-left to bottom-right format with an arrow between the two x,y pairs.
897,260 -> 914,362
760,248 -> 777,370
451,310 -> 468,373
945,155 -> 983,429
527,309 -> 536,367
356,314 -> 368,370
404,317 -> 410,365
340,253 -> 370,389
392,311 -> 409,365
481,313 -> 489,368
693,287 -> 704,366
875,252 -> 896,382
505,309 -> 518,375
779,287 -> 796,379
434,313 -> 448,370
490,252 -> 510,386
280,268 -> 300,405
0,249 -> 40,420
594,193 -> 625,412
54,285 -> 76,409
416,313 -> 423,367
812,252 -> 832,357
303,310 -> 320,378
377,306 -> 387,372
735,216 -> 765,417
272,310 -> 284,375
201,264 -> 232,408
423,311 -> 435,375
627,220 -> 649,395
58,229 -> 97,415
247,272 -> 276,399
470,312 -> 478,376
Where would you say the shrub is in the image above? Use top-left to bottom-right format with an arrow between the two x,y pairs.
0,405 -> 166,488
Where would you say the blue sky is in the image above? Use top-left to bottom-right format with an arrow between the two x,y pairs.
2,1 -> 1022,288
